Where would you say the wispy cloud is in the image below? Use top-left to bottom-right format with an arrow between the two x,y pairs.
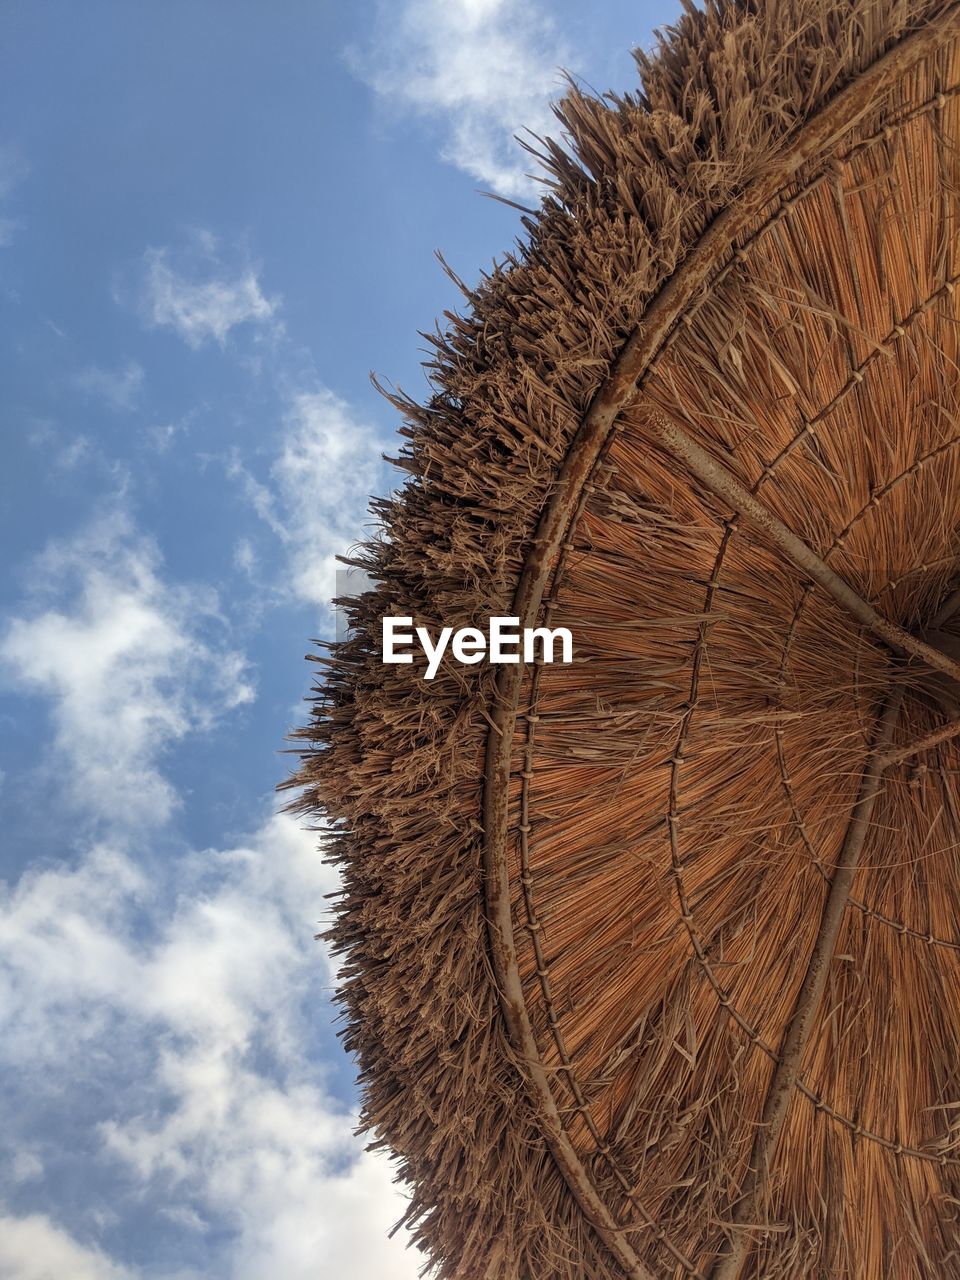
233,388 -> 388,610
0,814 -> 420,1279
0,503 -> 417,1275
0,145 -> 27,200
0,510 -> 255,830
0,496 -> 419,1269
75,360 -> 144,412
351,0 -> 568,197
0,143 -> 28,246
140,235 -> 281,350
52,434 -> 91,470
143,421 -> 182,454
0,1214 -> 133,1280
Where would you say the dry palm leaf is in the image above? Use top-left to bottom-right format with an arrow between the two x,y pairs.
287,2 -> 960,1276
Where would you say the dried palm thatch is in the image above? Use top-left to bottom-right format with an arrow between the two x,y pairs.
286,2 -> 960,1275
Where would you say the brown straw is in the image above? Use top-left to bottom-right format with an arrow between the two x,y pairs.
287,3 -> 960,1275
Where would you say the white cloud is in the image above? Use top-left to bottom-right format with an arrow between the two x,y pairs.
0,1214 -> 132,1280
0,510 -> 255,829
0,814 -> 421,1280
352,0 -> 568,197
141,239 -> 280,350
53,434 -> 91,469
75,361 -> 144,412
234,389 -> 387,610
233,537 -> 257,576
144,422 -> 181,453
10,1151 -> 43,1184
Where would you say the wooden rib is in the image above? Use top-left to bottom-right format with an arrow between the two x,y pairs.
481,9 -> 960,1278
646,406 -> 960,684
708,692 -> 904,1280
880,713 -> 960,764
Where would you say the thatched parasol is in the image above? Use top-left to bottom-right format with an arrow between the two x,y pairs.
287,2 -> 960,1275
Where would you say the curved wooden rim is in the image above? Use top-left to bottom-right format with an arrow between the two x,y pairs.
480,7 -> 960,1278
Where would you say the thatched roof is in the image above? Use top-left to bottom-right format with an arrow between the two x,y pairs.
287,2 -> 960,1275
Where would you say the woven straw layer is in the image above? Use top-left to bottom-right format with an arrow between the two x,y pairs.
289,3 -> 960,1276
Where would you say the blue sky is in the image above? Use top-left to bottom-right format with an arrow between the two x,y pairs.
0,2 -> 676,1276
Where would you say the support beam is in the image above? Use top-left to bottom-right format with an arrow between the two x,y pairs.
879,713 -> 960,766
647,409 -> 960,686
709,693 -> 903,1279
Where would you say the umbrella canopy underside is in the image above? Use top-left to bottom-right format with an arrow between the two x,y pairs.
290,3 -> 960,1276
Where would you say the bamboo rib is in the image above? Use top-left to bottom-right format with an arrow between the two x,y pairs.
709,693 -> 904,1280
646,407 -> 960,680
880,713 -> 960,764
